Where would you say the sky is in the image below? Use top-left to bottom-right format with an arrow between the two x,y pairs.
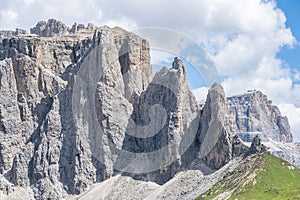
277,0 -> 300,71
0,0 -> 299,141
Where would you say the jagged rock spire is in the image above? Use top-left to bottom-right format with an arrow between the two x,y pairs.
248,135 -> 267,154
172,57 -> 183,69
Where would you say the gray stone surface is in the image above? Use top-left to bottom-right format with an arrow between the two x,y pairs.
247,135 -> 267,155
198,83 -> 248,169
0,59 -> 23,173
117,57 -> 200,184
0,22 -> 155,198
30,19 -> 70,37
30,19 -> 97,37
0,29 -> 27,40
226,90 -> 293,142
225,90 -> 299,167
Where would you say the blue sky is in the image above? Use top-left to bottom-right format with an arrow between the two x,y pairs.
148,0 -> 300,94
277,0 -> 300,73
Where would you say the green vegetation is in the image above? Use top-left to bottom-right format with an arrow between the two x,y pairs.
196,152 -> 300,200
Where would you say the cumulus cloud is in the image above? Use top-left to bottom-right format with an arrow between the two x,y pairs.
0,0 -> 299,140
278,103 -> 300,141
0,9 -> 18,30
192,87 -> 209,104
0,0 -> 101,30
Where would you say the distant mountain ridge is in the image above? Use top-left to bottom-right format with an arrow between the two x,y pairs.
224,90 -> 300,169
226,90 -> 293,143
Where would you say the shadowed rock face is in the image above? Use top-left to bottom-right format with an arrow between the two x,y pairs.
117,57 -> 199,184
0,20 -> 153,198
248,135 -> 267,155
0,19 -> 295,199
198,83 -> 249,169
0,20 -> 231,197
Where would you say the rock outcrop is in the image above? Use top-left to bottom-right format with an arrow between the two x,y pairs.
0,59 -> 23,173
0,20 -> 153,198
0,29 -> 27,40
226,90 -> 293,143
117,57 -> 199,184
0,19 -> 296,199
30,19 -> 96,37
247,135 -> 267,155
198,83 -> 249,169
198,83 -> 232,169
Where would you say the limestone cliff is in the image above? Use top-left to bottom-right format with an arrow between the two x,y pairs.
0,29 -> 27,39
226,90 -> 293,143
117,57 -> 200,184
0,20 -> 153,198
198,83 -> 249,169
225,90 -> 298,168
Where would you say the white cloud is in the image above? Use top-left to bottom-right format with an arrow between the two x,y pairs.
0,9 -> 18,30
192,87 -> 209,104
23,0 -> 36,6
278,103 -> 300,141
0,0 -> 101,30
150,50 -> 174,66
292,69 -> 300,82
103,17 -> 137,30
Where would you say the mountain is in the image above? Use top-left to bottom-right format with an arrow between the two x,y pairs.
197,152 -> 300,200
225,91 -> 300,168
0,19 -> 299,199
226,90 -> 293,143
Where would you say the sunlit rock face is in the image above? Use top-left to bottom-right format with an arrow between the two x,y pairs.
0,19 -> 153,198
226,90 -> 293,143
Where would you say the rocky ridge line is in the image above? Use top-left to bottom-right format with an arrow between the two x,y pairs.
30,18 -> 96,37
226,90 -> 293,143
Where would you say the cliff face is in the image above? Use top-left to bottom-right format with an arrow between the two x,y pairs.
198,83 -> 232,169
226,90 -> 293,143
0,20 -> 154,198
0,19 -> 238,198
117,57 -> 200,184
0,29 -> 27,39
0,19 -> 296,199
198,83 -> 250,169
0,28 -> 98,196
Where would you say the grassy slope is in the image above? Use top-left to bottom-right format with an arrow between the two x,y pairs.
196,152 -> 300,200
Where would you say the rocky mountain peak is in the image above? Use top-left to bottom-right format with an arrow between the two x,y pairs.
30,18 -> 69,36
210,82 -> 225,98
198,82 -> 233,169
172,57 -> 183,69
226,90 -> 293,143
171,57 -> 186,77
30,18 -> 96,37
